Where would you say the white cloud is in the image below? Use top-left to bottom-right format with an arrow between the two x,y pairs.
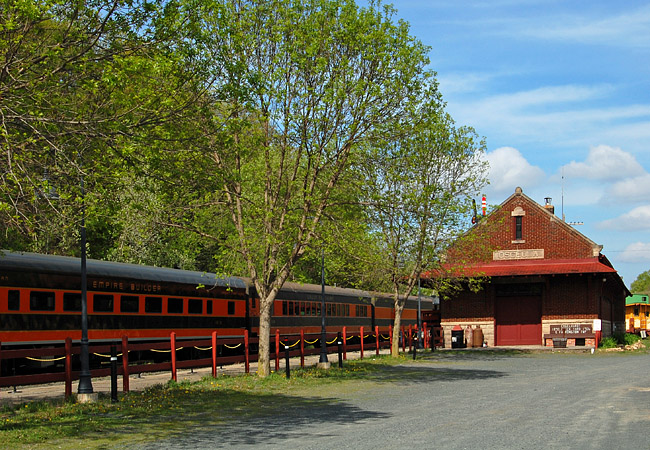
607,174 -> 650,203
562,145 -> 645,182
522,5 -> 650,49
484,147 -> 545,196
618,242 -> 650,263
598,205 -> 650,231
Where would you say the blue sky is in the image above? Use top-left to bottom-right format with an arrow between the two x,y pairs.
390,0 -> 650,287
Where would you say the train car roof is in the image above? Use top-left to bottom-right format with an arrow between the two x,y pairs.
0,251 -> 247,290
248,278 -> 436,305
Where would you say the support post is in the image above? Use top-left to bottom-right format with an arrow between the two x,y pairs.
375,325 -> 380,356
337,332 -> 343,368
110,344 -> 118,403
65,337 -> 72,399
360,326 -> 364,360
121,335 -> 129,392
275,329 -> 280,372
212,331 -> 218,378
284,338 -> 290,379
244,330 -> 250,374
170,332 -> 177,382
300,328 -> 305,368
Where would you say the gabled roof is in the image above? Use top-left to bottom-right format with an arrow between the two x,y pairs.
445,257 -> 617,278
498,187 -> 602,256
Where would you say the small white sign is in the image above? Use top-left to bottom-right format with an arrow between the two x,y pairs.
593,319 -> 602,331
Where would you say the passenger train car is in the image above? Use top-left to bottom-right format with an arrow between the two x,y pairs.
0,251 -> 433,348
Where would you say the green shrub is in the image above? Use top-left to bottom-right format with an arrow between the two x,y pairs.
599,336 -> 618,349
623,333 -> 641,345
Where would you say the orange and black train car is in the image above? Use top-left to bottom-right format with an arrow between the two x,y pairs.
0,251 -> 431,349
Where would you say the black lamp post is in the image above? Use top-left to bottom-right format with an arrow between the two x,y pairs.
77,155 -> 93,396
319,248 -> 329,365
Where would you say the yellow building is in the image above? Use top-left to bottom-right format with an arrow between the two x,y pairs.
625,294 -> 650,334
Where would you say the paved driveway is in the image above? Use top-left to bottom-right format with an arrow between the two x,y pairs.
137,351 -> 650,450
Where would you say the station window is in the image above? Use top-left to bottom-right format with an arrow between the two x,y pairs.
63,293 -> 82,312
227,301 -> 235,315
515,216 -> 522,240
168,297 -> 183,314
30,291 -> 55,311
93,294 -> 114,312
188,298 -> 202,314
8,290 -> 20,311
121,295 -> 140,313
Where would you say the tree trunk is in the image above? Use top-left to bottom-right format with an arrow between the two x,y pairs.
257,297 -> 273,377
391,301 -> 404,357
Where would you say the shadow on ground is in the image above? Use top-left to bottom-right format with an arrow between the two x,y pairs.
417,348 -> 540,362
132,390 -> 391,449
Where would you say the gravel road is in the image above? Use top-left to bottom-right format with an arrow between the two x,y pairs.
136,351 -> 650,450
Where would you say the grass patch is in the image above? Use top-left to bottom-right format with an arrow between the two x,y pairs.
0,355 -> 406,449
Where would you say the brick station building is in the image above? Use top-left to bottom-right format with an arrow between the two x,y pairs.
432,187 -> 628,348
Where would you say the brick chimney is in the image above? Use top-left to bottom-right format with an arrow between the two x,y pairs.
544,197 -> 555,215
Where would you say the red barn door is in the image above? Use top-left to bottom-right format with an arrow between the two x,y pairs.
496,296 -> 542,345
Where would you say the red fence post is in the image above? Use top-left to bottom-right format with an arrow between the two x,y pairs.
360,326 -> 364,360
342,326 -> 348,360
375,326 -> 380,356
275,329 -> 280,372
244,330 -> 250,374
65,337 -> 72,399
408,325 -> 413,352
170,332 -> 177,382
212,331 -> 218,378
122,335 -> 129,393
300,328 -> 305,368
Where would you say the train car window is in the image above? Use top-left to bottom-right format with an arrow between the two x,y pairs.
206,300 -> 213,315
93,294 -> 114,312
288,301 -> 294,316
311,302 -> 317,316
316,303 -> 321,315
145,297 -> 163,314
63,293 -> 82,311
8,290 -> 20,311
30,291 -> 55,311
121,295 -> 140,313
305,302 -> 310,316
227,301 -> 235,315
300,302 -> 305,316
282,301 -> 288,315
346,304 -> 350,316
168,297 -> 183,314
188,299 -> 202,314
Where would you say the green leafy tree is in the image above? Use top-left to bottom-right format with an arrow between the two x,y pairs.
157,0 -> 431,376
631,270 -> 650,294
0,0 -> 207,258
361,93 -> 489,356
